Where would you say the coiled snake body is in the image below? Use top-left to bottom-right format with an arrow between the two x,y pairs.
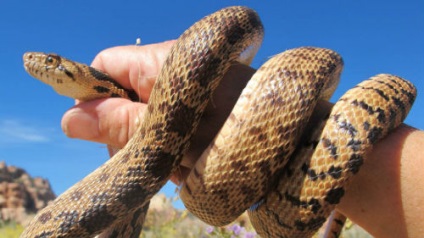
22,6 -> 416,238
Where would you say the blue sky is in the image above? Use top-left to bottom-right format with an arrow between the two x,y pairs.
1,1 -> 423,209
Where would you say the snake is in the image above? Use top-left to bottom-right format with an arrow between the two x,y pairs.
21,6 -> 416,238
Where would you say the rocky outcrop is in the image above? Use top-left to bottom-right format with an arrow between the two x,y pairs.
0,161 -> 55,225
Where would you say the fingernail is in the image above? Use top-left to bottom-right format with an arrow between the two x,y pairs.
62,108 -> 99,140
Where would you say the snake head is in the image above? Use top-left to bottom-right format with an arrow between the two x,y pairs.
23,52 -> 84,98
23,52 -> 138,101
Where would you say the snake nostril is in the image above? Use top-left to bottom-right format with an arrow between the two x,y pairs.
24,53 -> 33,61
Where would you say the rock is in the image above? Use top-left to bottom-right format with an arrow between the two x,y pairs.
0,161 -> 56,225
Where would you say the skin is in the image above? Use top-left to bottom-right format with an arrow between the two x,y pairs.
61,41 -> 424,238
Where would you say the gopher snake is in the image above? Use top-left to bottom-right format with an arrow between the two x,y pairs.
22,6 -> 416,238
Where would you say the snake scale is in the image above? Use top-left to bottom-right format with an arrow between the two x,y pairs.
22,6 -> 416,238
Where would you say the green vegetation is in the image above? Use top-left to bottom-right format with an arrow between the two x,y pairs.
0,221 -> 24,238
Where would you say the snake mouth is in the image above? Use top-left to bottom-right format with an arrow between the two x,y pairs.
23,52 -> 41,77
23,52 -> 32,71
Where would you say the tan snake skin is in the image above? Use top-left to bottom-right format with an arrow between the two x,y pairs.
22,6 -> 416,238
249,74 -> 416,237
179,47 -> 342,226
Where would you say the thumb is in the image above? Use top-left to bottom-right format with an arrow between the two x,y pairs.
61,98 -> 147,148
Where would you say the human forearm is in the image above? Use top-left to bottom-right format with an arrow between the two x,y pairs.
338,125 -> 424,238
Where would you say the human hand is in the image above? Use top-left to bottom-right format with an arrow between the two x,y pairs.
61,41 -> 174,148
60,40 -> 255,183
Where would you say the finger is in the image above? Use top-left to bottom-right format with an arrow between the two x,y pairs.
91,41 -> 175,102
62,98 -> 147,148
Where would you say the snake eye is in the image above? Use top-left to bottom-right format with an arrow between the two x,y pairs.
45,55 -> 58,65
